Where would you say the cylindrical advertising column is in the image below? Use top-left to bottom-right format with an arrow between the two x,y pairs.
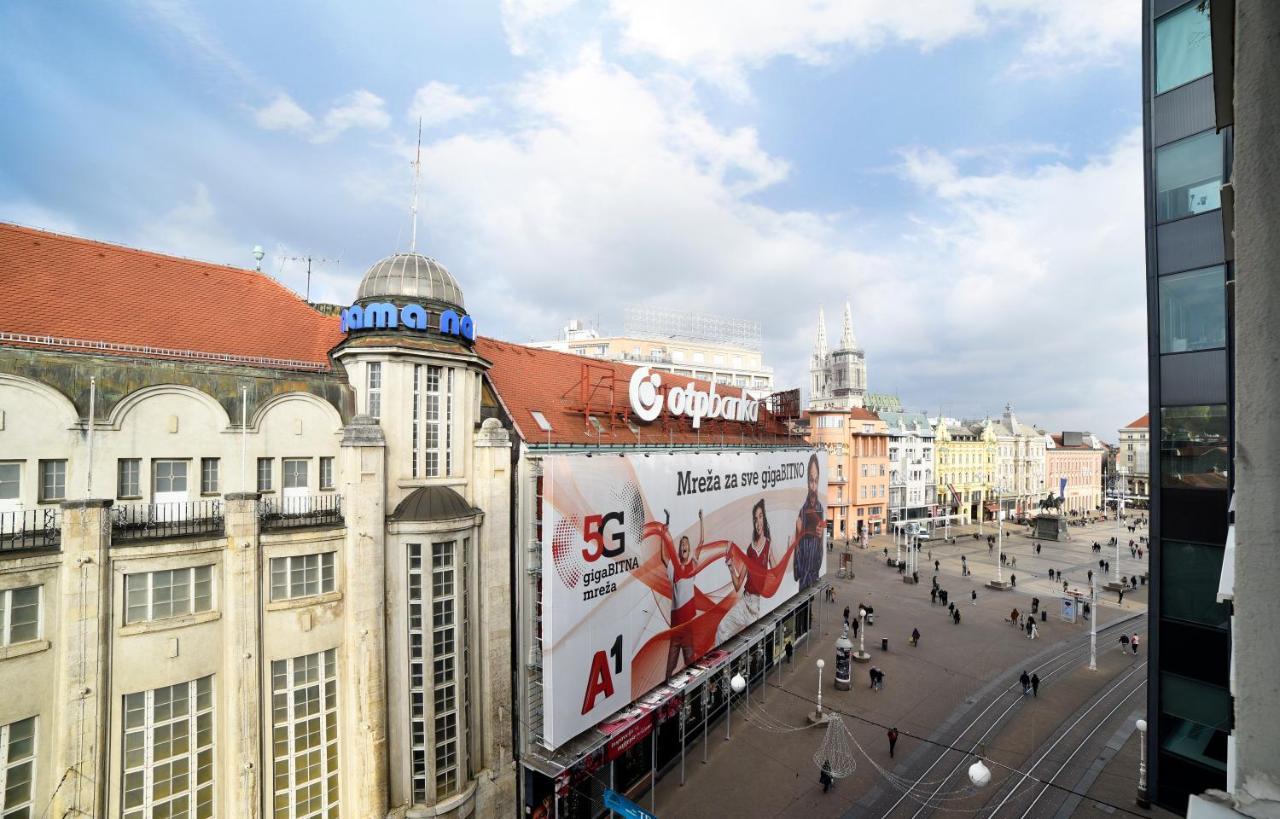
834,625 -> 853,690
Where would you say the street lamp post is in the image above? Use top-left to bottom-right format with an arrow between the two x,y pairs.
853,608 -> 870,663
1089,575 -> 1098,671
995,488 -> 1004,585
816,658 -> 825,719
1136,718 -> 1150,807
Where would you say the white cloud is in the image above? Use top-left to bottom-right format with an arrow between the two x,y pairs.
253,93 -> 314,131
314,89 -> 391,143
407,82 -> 489,127
502,0 -> 1138,92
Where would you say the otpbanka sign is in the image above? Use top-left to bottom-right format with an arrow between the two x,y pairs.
340,302 -> 475,340
628,366 -> 760,429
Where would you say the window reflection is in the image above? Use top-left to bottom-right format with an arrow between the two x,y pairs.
1160,266 -> 1226,353
1161,405 -> 1229,489
1156,131 -> 1222,222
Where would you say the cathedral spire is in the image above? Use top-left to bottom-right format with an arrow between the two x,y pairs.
815,307 -> 828,356
839,300 -> 858,349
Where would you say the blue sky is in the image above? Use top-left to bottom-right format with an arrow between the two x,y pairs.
0,0 -> 1146,436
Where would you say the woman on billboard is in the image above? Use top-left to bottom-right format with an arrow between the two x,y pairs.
715,499 -> 774,643
663,509 -> 710,679
793,453 -> 825,589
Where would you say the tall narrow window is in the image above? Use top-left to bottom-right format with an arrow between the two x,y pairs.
1,716 -> 36,818
1155,1 -> 1212,94
1,585 -> 41,646
257,458 -> 273,493
367,363 -> 382,420
432,540 -> 459,798
1160,266 -> 1227,353
1155,130 -> 1223,222
271,649 -> 339,818
411,364 -> 421,478
445,369 -> 455,476
424,366 -> 442,478
408,543 -> 428,803
200,458 -> 220,495
121,676 -> 214,819
319,458 -> 334,491
0,463 -> 18,505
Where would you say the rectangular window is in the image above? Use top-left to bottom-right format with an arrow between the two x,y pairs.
1,716 -> 37,818
271,649 -> 339,819
38,459 -> 66,503
1155,130 -> 1223,222
118,459 -> 142,498
408,544 -> 429,802
319,458 -> 334,491
121,676 -> 214,819
1160,266 -> 1226,353
153,460 -> 189,495
432,541 -> 459,798
124,566 -> 214,624
445,369 -> 454,476
1155,1 -> 1212,94
269,553 -> 336,601
1162,540 -> 1231,628
283,459 -> 309,490
367,362 -> 382,420
0,462 -> 18,500
411,364 -> 421,478
424,366 -> 442,478
1159,672 -> 1229,772
257,458 -> 273,493
200,458 -> 219,495
1161,405 -> 1229,489
1,585 -> 41,646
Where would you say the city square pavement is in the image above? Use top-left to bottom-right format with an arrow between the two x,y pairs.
650,513 -> 1169,819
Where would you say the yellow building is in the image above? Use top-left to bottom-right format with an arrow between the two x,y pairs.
934,419 -> 998,524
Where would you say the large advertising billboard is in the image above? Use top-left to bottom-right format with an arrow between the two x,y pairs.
540,449 -> 828,749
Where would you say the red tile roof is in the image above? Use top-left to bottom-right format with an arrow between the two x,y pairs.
1123,413 -> 1149,430
477,338 -> 795,447
0,223 -> 342,370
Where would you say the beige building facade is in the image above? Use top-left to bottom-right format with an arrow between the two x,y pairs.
1117,413 -> 1150,504
1044,432 -> 1105,514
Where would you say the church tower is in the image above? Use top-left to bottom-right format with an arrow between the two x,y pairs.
828,301 -> 867,408
810,307 -> 830,406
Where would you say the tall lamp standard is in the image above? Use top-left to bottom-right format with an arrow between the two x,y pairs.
815,659 -> 825,720
852,608 -> 871,663
988,485 -> 1009,590
1089,574 -> 1098,671
1135,719 -> 1150,807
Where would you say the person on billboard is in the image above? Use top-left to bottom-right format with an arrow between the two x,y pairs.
663,509 -> 711,679
715,499 -> 775,643
792,454 -> 825,590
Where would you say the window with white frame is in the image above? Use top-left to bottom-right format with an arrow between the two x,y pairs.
118,459 -> 142,498
411,364 -> 421,478
424,366 -> 442,477
271,649 -> 338,819
124,566 -> 214,624
257,458 -> 273,493
1,716 -> 36,818
201,458 -> 219,495
319,458 -> 334,491
283,459 -> 309,500
270,553 -> 335,601
444,369 -> 454,476
432,541 -> 460,798
0,463 -> 18,504
1,585 -> 41,647
153,460 -> 189,503
121,676 -> 214,819
38,459 -> 65,503
367,362 -> 382,420
408,544 -> 428,801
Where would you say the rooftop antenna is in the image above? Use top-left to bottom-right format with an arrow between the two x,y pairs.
410,116 -> 422,252
282,254 -> 338,302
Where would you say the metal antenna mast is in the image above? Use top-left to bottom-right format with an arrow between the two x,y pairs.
283,254 -> 337,302
410,117 -> 422,252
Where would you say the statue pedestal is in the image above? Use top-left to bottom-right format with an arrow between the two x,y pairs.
1033,514 -> 1069,541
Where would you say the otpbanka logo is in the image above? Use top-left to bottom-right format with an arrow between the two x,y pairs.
628,366 -> 760,429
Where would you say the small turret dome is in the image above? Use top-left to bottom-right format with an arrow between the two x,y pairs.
356,252 -> 465,310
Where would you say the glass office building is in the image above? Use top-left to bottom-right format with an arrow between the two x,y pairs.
1142,0 -> 1233,810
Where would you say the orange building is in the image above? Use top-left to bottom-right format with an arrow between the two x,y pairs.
807,407 -> 890,541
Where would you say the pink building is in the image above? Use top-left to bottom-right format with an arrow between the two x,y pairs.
1045,432 -> 1104,513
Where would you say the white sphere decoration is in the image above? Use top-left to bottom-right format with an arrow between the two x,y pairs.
968,759 -> 992,788
859,608 -> 867,618
1136,719 -> 1147,732
816,658 -> 825,670
730,673 -> 747,693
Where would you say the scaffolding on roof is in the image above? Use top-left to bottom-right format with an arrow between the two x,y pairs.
623,306 -> 761,351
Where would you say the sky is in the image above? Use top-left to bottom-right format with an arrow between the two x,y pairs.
0,0 -> 1147,438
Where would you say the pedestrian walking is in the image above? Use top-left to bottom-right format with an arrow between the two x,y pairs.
1030,620 -> 1038,640
1010,573 -> 1016,587
952,608 -> 961,625
1020,670 -> 1031,695
911,627 -> 920,647
1035,542 -> 1041,555
1130,575 -> 1138,590
1025,618 -> 1033,638
1063,579 -> 1069,593
1131,633 -> 1140,655
1118,588 -> 1125,605
930,588 -> 937,605
1031,673 -> 1040,697
844,605 -> 851,624
785,638 -> 794,665
1120,633 -> 1130,653
1010,608 -> 1020,626
935,559 -> 940,572
820,759 -> 833,793
971,589 -> 977,605
869,667 -> 877,689
851,617 -> 859,639
887,727 -> 899,758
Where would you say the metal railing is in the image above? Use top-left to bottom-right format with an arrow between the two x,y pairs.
112,500 -> 225,543
260,494 -> 343,531
0,508 -> 62,552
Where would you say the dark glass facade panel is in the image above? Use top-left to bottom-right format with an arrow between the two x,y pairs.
1160,672 -> 1230,771
1155,1 -> 1213,94
1155,131 -> 1223,222
1160,405 -> 1229,489
1157,620 -> 1231,687
1160,488 -> 1228,543
1160,540 -> 1231,628
1159,266 -> 1226,352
